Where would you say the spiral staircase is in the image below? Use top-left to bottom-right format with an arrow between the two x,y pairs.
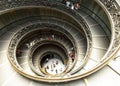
0,0 -> 120,86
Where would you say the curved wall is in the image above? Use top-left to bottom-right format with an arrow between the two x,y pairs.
78,0 -> 111,37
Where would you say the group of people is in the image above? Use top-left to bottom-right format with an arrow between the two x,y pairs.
25,33 -> 67,49
25,33 -> 55,48
45,58 -> 63,74
62,0 -> 80,10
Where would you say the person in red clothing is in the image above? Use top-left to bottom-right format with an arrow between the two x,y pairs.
74,3 -> 80,10
70,53 -> 75,62
48,36 -> 52,40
